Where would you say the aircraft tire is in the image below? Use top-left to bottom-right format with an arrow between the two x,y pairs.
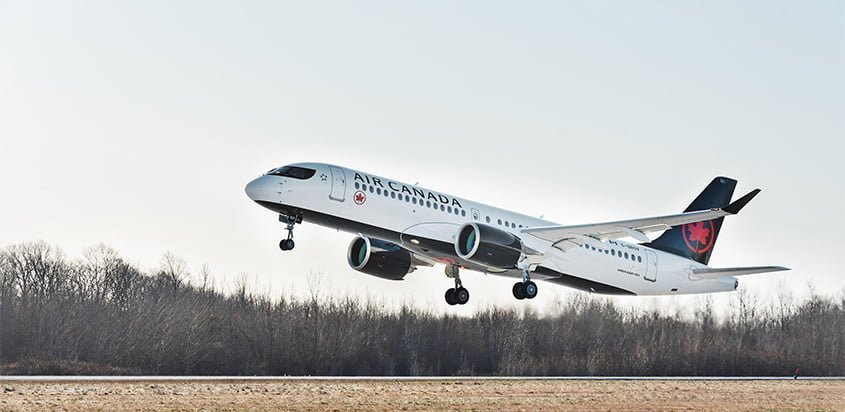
524,281 -> 538,299
445,288 -> 457,305
512,282 -> 526,300
455,287 -> 470,305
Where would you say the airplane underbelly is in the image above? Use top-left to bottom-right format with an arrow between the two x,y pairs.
546,251 -> 651,294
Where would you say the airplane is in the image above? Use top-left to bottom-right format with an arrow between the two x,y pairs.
244,163 -> 788,305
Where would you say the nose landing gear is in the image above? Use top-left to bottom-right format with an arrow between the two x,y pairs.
278,214 -> 301,251
279,238 -> 295,251
444,265 -> 469,305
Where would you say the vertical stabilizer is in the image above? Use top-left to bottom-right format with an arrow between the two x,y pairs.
646,177 -> 736,264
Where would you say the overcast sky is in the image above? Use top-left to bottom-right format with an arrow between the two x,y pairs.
1,1 -> 843,315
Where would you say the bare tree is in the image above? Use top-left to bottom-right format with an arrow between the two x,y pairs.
158,252 -> 189,290
1,241 -> 844,377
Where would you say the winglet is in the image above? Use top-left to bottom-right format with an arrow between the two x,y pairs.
723,189 -> 761,214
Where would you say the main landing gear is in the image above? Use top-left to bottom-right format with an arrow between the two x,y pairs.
513,270 -> 538,300
278,214 -> 301,251
444,265 -> 469,306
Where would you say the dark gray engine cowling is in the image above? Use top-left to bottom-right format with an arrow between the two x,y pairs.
347,236 -> 415,280
455,223 -> 523,269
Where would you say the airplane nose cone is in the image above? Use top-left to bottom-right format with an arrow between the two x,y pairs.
245,177 -> 263,200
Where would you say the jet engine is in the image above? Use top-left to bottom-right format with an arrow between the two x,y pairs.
347,236 -> 416,280
455,223 -> 524,269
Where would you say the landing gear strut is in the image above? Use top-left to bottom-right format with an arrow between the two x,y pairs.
278,214 -> 301,251
444,265 -> 469,306
513,270 -> 538,300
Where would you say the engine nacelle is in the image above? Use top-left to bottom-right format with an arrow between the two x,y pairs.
455,223 -> 523,269
347,236 -> 415,280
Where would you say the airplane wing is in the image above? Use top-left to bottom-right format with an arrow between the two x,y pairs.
521,189 -> 760,251
690,266 -> 790,279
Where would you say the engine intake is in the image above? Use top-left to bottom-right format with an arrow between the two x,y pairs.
347,236 -> 415,280
455,223 -> 523,269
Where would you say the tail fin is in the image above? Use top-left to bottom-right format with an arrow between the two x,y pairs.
646,177 -> 737,265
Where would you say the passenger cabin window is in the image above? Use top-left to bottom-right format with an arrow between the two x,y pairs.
267,166 -> 316,180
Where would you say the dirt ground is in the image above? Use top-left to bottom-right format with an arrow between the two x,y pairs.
0,379 -> 843,411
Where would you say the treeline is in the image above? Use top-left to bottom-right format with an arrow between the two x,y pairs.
0,241 -> 843,376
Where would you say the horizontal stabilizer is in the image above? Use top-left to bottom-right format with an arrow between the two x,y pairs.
723,189 -> 761,214
691,266 -> 790,279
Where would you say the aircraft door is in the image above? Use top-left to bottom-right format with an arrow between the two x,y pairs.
329,167 -> 346,202
644,249 -> 658,282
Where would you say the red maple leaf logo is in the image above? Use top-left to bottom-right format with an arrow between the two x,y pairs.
682,221 -> 715,254
686,222 -> 711,244
353,191 -> 366,205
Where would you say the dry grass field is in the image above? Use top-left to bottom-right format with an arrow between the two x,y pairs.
1,378 -> 843,411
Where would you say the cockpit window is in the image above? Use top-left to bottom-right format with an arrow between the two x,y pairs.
267,166 -> 316,180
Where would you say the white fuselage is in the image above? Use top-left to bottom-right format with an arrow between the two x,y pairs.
245,162 -> 737,296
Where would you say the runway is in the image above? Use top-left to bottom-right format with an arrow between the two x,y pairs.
1,375 -> 844,381
2,376 -> 843,411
